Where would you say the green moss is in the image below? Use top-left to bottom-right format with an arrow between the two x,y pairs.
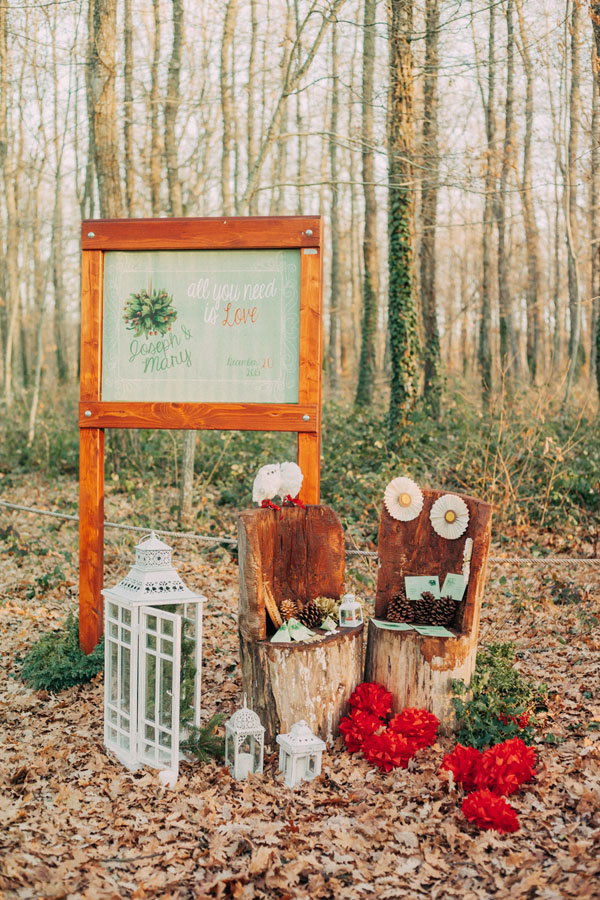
20,613 -> 104,692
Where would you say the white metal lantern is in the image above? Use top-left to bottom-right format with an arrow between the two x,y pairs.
101,532 -> 206,781
338,592 -> 363,628
276,720 -> 326,788
224,696 -> 265,780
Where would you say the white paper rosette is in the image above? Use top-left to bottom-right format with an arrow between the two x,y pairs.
383,476 -> 423,522
430,494 -> 469,540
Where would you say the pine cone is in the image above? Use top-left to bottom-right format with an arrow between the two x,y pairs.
387,588 -> 414,624
414,591 -> 436,625
280,599 -> 299,621
296,599 -> 322,629
314,596 -> 340,619
429,595 -> 457,627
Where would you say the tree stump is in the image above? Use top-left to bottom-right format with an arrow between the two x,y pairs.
364,489 -> 492,733
237,505 -> 364,745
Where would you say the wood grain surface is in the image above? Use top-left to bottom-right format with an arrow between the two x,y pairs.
79,401 -> 319,431
82,216 -> 321,250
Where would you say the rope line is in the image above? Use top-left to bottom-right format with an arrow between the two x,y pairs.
1,499 -> 598,565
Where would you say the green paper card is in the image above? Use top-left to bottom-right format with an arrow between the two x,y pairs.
441,573 -> 466,601
371,619 -> 414,631
321,616 -> 338,632
287,618 -> 315,641
271,622 -> 291,642
405,575 -> 440,600
413,625 -> 454,637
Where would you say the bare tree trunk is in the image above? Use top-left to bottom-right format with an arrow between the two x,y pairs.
88,0 -> 122,217
247,0 -> 259,215
564,0 -> 581,405
123,0 -> 135,217
420,0 -> 441,415
591,2 -> 600,402
515,0 -> 541,384
328,20 -> 340,389
150,0 -> 162,215
494,0 -> 519,384
241,0 -> 347,212
165,0 -> 183,217
220,0 -> 237,215
475,2 -> 495,405
355,0 -> 379,407
591,54 -> 599,391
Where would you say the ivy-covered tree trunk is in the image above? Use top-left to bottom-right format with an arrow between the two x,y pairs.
387,0 -> 419,437
419,0 -> 441,416
355,0 -> 378,408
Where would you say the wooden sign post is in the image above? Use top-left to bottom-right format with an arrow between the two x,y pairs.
79,216 -> 323,653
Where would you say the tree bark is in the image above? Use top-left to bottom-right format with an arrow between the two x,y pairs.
123,0 -> 135,216
387,0 -> 419,434
149,0 -> 162,215
88,0 -> 122,218
515,0 -> 541,384
355,0 -> 379,408
591,3 -> 600,403
220,0 -> 237,215
494,0 -> 519,384
419,0 -> 441,415
165,0 -> 183,217
563,0 -> 581,405
328,20 -> 340,389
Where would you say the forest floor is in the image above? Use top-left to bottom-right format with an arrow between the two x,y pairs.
0,474 -> 599,900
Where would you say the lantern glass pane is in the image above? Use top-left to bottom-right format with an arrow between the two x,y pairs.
237,736 -> 254,778
109,621 -> 118,638
108,603 -> 118,619
109,640 -> 119,705
146,633 -> 157,650
225,733 -> 231,767
108,726 -> 118,743
159,730 -> 172,748
145,653 -> 156,720
253,737 -> 262,770
121,608 -> 131,626
147,615 -> 157,632
108,707 -> 117,725
180,615 -> 197,729
162,618 -> 174,638
121,626 -> 131,646
145,723 -> 155,741
120,646 -> 130,713
160,637 -> 173,656
159,657 -> 173,729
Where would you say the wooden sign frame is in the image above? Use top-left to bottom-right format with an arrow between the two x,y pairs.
79,216 -> 323,653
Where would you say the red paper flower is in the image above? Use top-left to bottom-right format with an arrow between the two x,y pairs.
475,737 -> 537,796
339,708 -> 382,753
349,682 -> 393,720
389,707 -> 439,749
361,730 -> 416,772
461,789 -> 519,833
439,743 -> 482,792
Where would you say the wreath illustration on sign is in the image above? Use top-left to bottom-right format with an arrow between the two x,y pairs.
123,285 -> 178,339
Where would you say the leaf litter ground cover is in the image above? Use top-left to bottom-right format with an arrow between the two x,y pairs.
0,475 -> 599,900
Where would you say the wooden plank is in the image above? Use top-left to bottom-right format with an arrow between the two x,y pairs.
79,401 -> 319,431
298,243 -> 323,502
80,251 -> 103,400
82,216 -> 321,250
79,428 -> 105,653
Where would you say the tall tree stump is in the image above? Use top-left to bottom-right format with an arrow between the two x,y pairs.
237,505 -> 364,745
364,489 -> 492,733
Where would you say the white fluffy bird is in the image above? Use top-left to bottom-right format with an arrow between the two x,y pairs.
278,461 -> 303,503
252,463 -> 282,507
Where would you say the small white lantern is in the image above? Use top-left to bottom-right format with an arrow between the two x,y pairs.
101,532 -> 206,781
277,720 -> 326,788
224,695 -> 265,779
338,592 -> 363,627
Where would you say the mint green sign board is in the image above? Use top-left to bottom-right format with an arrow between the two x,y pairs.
101,249 -> 300,402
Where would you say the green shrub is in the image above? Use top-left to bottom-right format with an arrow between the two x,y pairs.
20,613 -> 104,691
452,642 -> 547,749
